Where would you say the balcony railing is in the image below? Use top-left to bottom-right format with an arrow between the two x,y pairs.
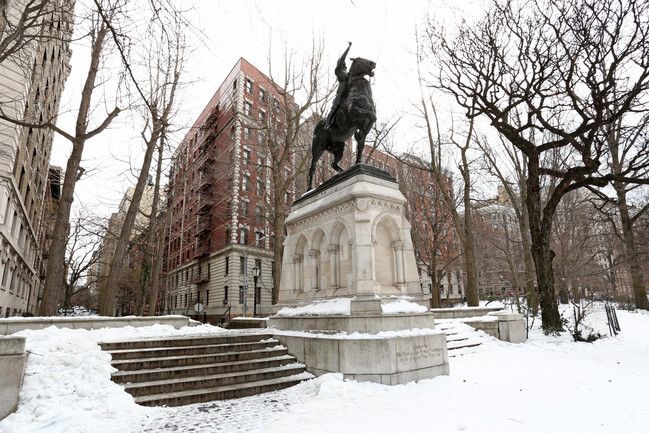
190,272 -> 210,284
190,242 -> 211,260
194,215 -> 212,237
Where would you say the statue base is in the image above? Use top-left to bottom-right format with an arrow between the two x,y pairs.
276,164 -> 427,306
270,165 -> 448,385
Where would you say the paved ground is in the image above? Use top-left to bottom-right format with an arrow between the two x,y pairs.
138,379 -> 315,432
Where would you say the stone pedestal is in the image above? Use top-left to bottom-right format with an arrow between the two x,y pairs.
276,164 -> 426,307
270,165 -> 449,385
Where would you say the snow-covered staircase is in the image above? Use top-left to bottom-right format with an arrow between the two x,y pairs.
436,320 -> 491,357
100,333 -> 313,407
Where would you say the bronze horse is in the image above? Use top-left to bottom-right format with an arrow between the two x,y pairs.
307,57 -> 377,190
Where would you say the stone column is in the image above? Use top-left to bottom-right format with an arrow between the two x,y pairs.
327,245 -> 339,288
392,241 -> 406,284
308,249 -> 320,291
292,255 -> 303,291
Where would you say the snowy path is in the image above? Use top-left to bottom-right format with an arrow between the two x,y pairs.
1,308 -> 648,433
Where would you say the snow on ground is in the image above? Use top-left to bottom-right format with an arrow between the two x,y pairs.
1,308 -> 647,433
275,296 -> 427,316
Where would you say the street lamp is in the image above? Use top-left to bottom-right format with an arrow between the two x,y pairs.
242,235 -> 267,317
252,264 -> 260,317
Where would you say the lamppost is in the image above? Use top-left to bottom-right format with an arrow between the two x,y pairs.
252,264 -> 260,317
242,235 -> 267,317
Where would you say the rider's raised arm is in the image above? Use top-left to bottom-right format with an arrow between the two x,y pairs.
335,42 -> 352,81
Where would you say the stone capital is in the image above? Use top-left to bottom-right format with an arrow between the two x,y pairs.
392,240 -> 406,251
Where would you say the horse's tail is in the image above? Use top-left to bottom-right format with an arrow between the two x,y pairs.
308,119 -> 328,190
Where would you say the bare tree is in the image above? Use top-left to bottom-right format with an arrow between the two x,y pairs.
586,114 -> 649,309
256,42 -> 331,304
398,155 -> 460,307
61,213 -> 103,311
417,93 -> 481,306
425,0 -> 649,331
98,1 -> 186,315
477,136 -> 538,312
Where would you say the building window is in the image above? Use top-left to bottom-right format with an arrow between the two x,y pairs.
205,290 -> 209,306
243,148 -> 251,161
244,101 -> 253,116
259,109 -> 266,122
225,228 -> 230,244
239,286 -> 244,304
256,204 -> 263,222
240,256 -> 245,274
224,286 -> 228,304
246,78 -> 253,94
241,201 -> 248,218
256,177 -> 264,195
225,256 -> 229,274
240,228 -> 248,245
242,175 -> 250,191
255,258 -> 262,273
243,128 -> 250,141
259,88 -> 266,102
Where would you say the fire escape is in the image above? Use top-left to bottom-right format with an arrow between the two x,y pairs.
190,112 -> 218,261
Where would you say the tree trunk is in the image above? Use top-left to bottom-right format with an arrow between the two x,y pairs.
519,192 -> 539,314
614,183 -> 649,310
460,147 -> 479,306
39,140 -> 82,315
40,23 -> 111,316
272,190 -> 286,305
146,141 -> 170,316
137,137 -> 164,315
430,264 -> 441,308
526,154 -> 562,331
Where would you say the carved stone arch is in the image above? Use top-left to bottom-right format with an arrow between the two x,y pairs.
309,229 -> 328,291
330,219 -> 352,246
293,235 -> 308,292
371,213 -> 404,291
329,220 -> 353,290
371,212 -> 402,244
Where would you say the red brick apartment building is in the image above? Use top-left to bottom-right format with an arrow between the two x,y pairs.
161,59 -> 461,321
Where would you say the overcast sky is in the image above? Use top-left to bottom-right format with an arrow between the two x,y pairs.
51,0 -> 481,219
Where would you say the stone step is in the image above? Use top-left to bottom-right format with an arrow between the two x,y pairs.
103,333 -> 311,406
111,354 -> 295,384
448,346 -> 479,358
111,347 -> 288,371
124,363 -> 306,397
439,321 -> 488,354
134,372 -> 314,407
100,333 -> 273,351
447,338 -> 483,350
106,339 -> 279,361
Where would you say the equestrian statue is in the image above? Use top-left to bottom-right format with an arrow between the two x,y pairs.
307,42 -> 377,190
